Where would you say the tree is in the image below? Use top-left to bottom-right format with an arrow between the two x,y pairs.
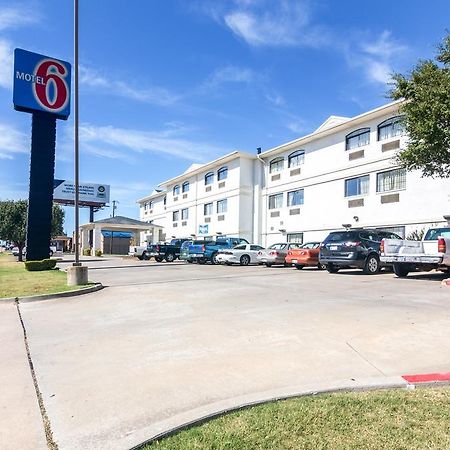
0,200 -> 65,261
389,34 -> 450,177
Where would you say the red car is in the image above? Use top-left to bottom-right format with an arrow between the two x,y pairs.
285,242 -> 325,270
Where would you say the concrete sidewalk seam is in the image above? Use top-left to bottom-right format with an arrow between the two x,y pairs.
346,341 -> 386,376
15,299 -> 58,450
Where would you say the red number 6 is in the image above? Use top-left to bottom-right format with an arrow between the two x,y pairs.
34,60 -> 69,111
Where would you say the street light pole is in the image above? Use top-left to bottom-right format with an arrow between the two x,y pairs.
74,0 -> 80,266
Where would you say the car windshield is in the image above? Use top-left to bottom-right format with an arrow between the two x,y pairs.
268,243 -> 287,250
233,244 -> 246,250
424,228 -> 450,240
181,241 -> 191,249
301,242 -> 320,249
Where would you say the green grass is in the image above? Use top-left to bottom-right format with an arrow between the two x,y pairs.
0,252 -> 88,298
147,387 -> 450,450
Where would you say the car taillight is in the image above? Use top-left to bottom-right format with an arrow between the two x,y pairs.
288,251 -> 292,255
156,245 -> 160,251
269,251 -> 278,256
257,251 -> 262,255
438,238 -> 446,253
202,244 -> 205,251
345,241 -> 361,247
380,239 -> 385,254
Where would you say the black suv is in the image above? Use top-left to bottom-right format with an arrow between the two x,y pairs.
319,229 -> 402,274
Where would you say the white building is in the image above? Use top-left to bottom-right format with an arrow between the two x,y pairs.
138,100 -> 450,246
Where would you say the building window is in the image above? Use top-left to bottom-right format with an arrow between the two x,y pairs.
182,181 -> 189,193
172,210 -> 179,222
376,168 -> 406,193
173,185 -> 180,196
163,196 -> 167,206
217,199 -> 227,213
204,202 -> 213,216
148,200 -> 154,210
287,233 -> 304,243
287,189 -> 304,206
144,202 -> 148,211
346,128 -> 370,150
181,208 -> 189,220
288,150 -> 305,168
378,116 -> 405,141
269,157 -> 284,173
218,167 -> 228,181
205,172 -> 214,185
268,193 -> 283,209
345,175 -> 370,197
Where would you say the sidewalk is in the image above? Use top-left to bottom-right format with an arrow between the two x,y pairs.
0,302 -> 46,450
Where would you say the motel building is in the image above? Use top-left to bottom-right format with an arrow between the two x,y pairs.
138,100 -> 450,246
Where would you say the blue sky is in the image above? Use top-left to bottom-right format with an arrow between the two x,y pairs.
0,0 -> 449,234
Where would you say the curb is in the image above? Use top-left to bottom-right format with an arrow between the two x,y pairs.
127,377 -> 409,450
1,283 -> 104,303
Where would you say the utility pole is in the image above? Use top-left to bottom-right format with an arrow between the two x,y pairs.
110,200 -> 118,254
111,200 -> 119,218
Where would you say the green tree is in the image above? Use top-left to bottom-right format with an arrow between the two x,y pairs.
0,200 -> 65,261
390,34 -> 450,177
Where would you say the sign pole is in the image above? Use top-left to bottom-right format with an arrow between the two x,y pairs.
73,0 -> 80,266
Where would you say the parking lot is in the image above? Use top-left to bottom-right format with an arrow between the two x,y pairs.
5,258 -> 450,450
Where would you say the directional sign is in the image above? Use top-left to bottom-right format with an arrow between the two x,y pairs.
13,48 -> 71,120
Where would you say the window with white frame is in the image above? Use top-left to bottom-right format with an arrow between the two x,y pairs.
163,196 -> 167,205
173,185 -> 180,196
217,199 -> 227,213
144,202 -> 148,210
182,181 -> 189,193
288,150 -> 305,168
345,175 -> 370,197
376,168 -> 406,193
346,128 -> 370,150
268,193 -> 283,209
287,233 -> 304,243
181,208 -> 189,220
205,172 -> 214,185
287,189 -> 304,206
204,202 -> 213,216
172,210 -> 179,222
378,116 -> 405,141
269,157 -> 284,173
218,167 -> 228,181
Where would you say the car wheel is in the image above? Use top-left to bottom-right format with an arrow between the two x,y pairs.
240,255 -> 250,266
165,253 -> 175,262
155,256 -> 163,263
211,252 -> 219,265
326,264 -> 339,273
225,261 -> 232,266
198,258 -> 206,265
137,255 -> 144,261
317,263 -> 327,270
295,264 -> 304,270
49,250 -> 54,257
142,251 -> 150,260
363,254 -> 380,275
265,262 -> 272,267
393,263 -> 410,278
187,259 -> 193,264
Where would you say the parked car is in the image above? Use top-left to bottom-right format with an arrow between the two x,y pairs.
285,242 -> 325,270
188,237 -> 249,264
130,238 -> 189,262
12,246 -> 56,257
319,229 -> 402,274
256,242 -> 303,267
380,226 -> 450,277
216,243 -> 265,266
179,240 -> 193,262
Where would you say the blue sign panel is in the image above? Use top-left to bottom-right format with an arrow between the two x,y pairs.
13,48 -> 71,120
198,224 -> 209,235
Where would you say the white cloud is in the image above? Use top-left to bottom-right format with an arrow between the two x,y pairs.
265,92 -> 285,106
0,39 -> 13,89
78,122 -> 228,163
79,65 -> 179,106
286,120 -> 307,134
0,6 -> 39,31
222,0 -> 327,48
0,123 -> 28,159
209,65 -> 256,84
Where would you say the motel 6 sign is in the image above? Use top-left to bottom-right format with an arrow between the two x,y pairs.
13,48 -> 71,120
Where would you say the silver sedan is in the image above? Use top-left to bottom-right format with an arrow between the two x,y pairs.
256,242 -> 303,267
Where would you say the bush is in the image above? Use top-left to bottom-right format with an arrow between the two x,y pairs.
95,249 -> 102,257
24,258 -> 57,271
82,248 -> 91,256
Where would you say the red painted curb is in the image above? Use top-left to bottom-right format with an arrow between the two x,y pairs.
402,372 -> 450,383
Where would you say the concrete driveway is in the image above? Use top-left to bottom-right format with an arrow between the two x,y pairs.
2,258 -> 450,449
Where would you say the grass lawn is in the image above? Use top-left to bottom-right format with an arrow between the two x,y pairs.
0,252 -> 88,298
147,387 -> 450,450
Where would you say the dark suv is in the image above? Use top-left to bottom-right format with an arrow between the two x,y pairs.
319,229 -> 402,274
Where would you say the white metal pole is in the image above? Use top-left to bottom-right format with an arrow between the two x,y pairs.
74,0 -> 80,265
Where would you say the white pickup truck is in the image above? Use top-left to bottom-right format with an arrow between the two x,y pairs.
380,227 -> 450,277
